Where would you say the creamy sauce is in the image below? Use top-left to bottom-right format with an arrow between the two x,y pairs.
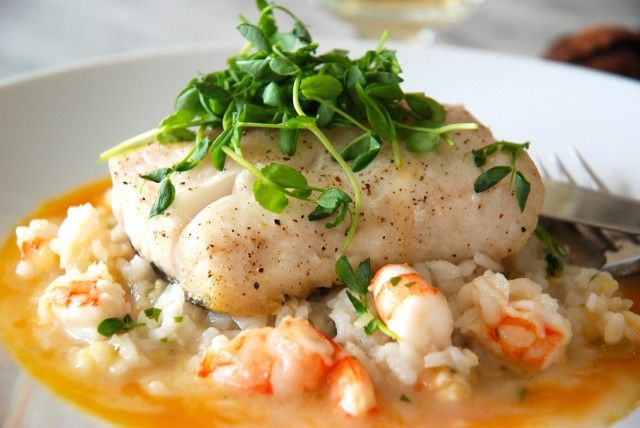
1,179 -> 639,427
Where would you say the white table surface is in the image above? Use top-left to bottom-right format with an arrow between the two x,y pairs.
0,0 -> 639,80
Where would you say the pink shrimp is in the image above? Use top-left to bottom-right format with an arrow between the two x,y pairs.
486,308 -> 568,371
198,316 -> 377,417
369,264 -> 454,353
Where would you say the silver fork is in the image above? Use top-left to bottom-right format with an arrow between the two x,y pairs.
537,148 -> 640,277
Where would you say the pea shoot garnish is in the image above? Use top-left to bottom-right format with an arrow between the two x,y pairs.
534,224 -> 568,275
335,256 -> 398,339
99,1 -> 477,250
97,314 -> 145,338
472,141 -> 531,212
144,307 -> 162,322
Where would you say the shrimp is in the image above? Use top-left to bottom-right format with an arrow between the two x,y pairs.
15,219 -> 58,278
485,304 -> 569,370
38,263 -> 130,342
198,316 -> 377,417
456,271 -> 571,371
369,264 -> 454,354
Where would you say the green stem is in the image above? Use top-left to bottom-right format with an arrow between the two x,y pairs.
305,125 -> 362,251
221,146 -> 314,202
390,138 -> 403,169
310,98 -> 369,132
99,128 -> 158,161
376,30 -> 389,52
394,121 -> 478,134
238,42 -> 252,56
236,121 -> 290,130
376,318 -> 399,340
292,76 -> 305,116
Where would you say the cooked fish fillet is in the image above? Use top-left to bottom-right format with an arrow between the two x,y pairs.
109,106 -> 544,315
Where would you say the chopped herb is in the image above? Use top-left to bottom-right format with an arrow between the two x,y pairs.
144,307 -> 162,322
160,337 -> 169,343
97,314 -> 145,338
588,272 -> 599,282
471,141 -> 531,212
404,281 -> 416,288
174,316 -> 184,323
400,394 -> 411,403
99,1 -> 477,251
389,276 -> 401,286
336,256 -> 398,339
534,224 -> 568,275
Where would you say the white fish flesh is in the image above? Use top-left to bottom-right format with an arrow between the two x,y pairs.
108,106 -> 544,315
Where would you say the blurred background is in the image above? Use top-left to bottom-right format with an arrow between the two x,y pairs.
0,0 -> 639,80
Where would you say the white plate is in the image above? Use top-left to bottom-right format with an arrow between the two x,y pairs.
1,42 -> 639,427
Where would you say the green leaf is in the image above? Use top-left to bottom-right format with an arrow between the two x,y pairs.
318,49 -> 351,67
345,65 -> 366,102
194,81 -> 231,116
253,179 -> 288,213
366,82 -> 403,100
326,200 -> 349,228
300,74 -> 343,100
149,178 -> 176,217
316,102 -> 335,127
174,86 -> 203,116
365,71 -> 403,84
405,93 -> 446,125
269,57 -> 299,76
144,307 -> 162,322
354,258 -> 371,294
364,320 -> 379,335
174,136 -> 213,172
534,224 -> 568,275
223,101 -> 236,130
157,128 -> 196,144
235,59 -> 273,80
237,23 -> 272,53
346,291 -> 367,315
262,82 -> 285,107
402,130 -> 439,153
140,167 -> 172,183
309,188 -> 351,226
514,171 -> 531,212
210,128 -> 234,171
261,163 -> 311,197
256,0 -> 277,37
355,82 -> 395,142
97,317 -> 125,337
339,133 -> 381,172
308,204 -> 333,221
336,256 -> 357,290
279,128 -> 298,156
159,110 -> 195,129
292,20 -> 312,43
473,166 -> 512,193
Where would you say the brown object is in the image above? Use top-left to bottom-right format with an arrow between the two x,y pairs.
545,25 -> 640,80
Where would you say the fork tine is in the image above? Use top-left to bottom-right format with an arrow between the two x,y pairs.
534,156 -> 550,179
552,153 -> 577,184
540,151 -> 640,275
572,148 -> 610,193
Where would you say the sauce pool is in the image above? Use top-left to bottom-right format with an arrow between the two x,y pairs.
0,179 -> 639,427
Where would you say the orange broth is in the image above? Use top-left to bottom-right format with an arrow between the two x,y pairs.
0,179 -> 639,427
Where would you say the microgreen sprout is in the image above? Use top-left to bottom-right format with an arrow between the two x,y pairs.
99,1 -> 478,250
534,224 -> 568,275
335,256 -> 398,339
471,141 -> 531,212
97,314 -> 145,338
